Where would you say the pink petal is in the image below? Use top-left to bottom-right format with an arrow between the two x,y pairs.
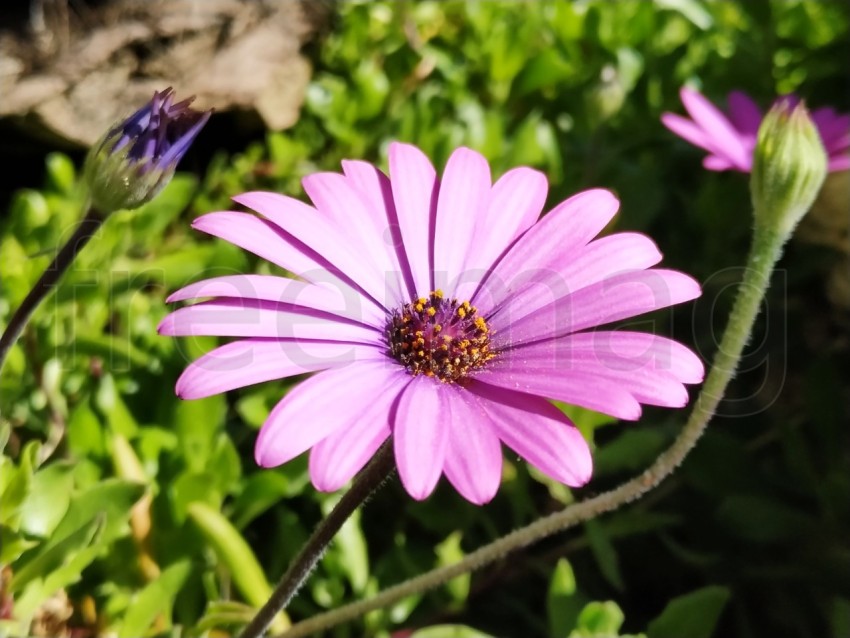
726,91 -> 763,138
703,155 -> 739,171
389,142 -> 439,297
489,232 -> 663,327
812,109 -> 850,151
441,387 -> 503,504
680,87 -> 751,170
192,212 -> 317,279
493,269 -> 702,348
166,274 -> 386,327
175,339 -> 382,399
158,299 -> 382,344
308,368 -> 410,491
432,147 -> 491,296
255,359 -> 400,467
494,353 -> 690,409
468,383 -> 592,486
302,172 -> 407,307
191,212 -> 378,314
234,191 -> 392,309
828,155 -> 850,172
474,369 -> 642,421
661,112 -> 714,149
342,160 -> 417,299
510,331 -> 705,385
454,167 -> 548,301
393,376 -> 449,500
472,189 -> 620,314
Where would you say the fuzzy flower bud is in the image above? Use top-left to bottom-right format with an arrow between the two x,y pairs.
751,101 -> 828,237
84,88 -> 211,212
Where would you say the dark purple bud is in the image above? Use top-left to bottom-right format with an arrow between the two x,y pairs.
85,88 -> 211,211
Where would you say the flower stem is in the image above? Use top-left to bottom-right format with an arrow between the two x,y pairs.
0,206 -> 103,377
273,224 -> 786,638
238,442 -> 397,638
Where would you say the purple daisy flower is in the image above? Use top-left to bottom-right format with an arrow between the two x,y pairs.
662,87 -> 850,173
159,143 -> 704,504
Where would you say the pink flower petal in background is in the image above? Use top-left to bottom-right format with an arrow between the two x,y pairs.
663,87 -> 850,173
162,142 -> 705,504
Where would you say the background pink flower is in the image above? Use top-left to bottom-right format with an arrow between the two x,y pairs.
160,143 -> 704,504
662,87 -> 850,173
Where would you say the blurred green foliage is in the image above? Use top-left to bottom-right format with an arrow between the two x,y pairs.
1,1 -> 849,637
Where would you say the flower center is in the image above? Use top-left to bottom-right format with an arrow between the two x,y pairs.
386,290 -> 496,383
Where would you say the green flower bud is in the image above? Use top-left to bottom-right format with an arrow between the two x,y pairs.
751,101 -> 828,237
83,88 -> 210,213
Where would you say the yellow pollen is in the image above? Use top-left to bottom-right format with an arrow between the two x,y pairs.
386,290 -> 497,383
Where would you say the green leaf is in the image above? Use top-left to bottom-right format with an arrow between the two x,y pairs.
195,600 -> 257,634
8,190 -> 50,231
67,398 -> 107,457
50,478 -> 145,546
12,519 -> 105,624
547,559 -> 584,638
0,525 -> 38,564
571,601 -> 625,637
187,502 -> 290,633
830,597 -> 850,638
73,334 -> 158,372
45,153 -> 77,194
174,393 -> 226,472
19,462 -> 75,537
585,519 -> 624,591
230,472 -> 290,530
715,494 -> 813,544
171,471 -> 222,524
594,428 -> 668,476
647,586 -> 730,638
9,516 -> 104,593
435,531 -> 470,605
514,49 -> 575,95
95,374 -> 140,437
0,441 -> 38,528
117,559 -> 192,638
656,0 -> 713,30
323,498 -> 369,594
131,174 -> 198,240
235,392 -> 271,429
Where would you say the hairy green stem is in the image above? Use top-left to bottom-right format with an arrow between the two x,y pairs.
0,206 -> 103,378
274,224 -> 785,638
239,442 -> 396,638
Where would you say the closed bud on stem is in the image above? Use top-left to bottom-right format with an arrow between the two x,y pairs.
751,101 -> 828,237
83,87 -> 211,212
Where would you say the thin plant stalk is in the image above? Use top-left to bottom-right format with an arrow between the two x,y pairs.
0,206 -> 103,377
272,224 -> 785,638
238,442 -> 397,638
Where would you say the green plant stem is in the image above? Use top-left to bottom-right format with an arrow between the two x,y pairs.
0,206 -> 103,378
239,442 -> 397,638
274,225 -> 786,638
